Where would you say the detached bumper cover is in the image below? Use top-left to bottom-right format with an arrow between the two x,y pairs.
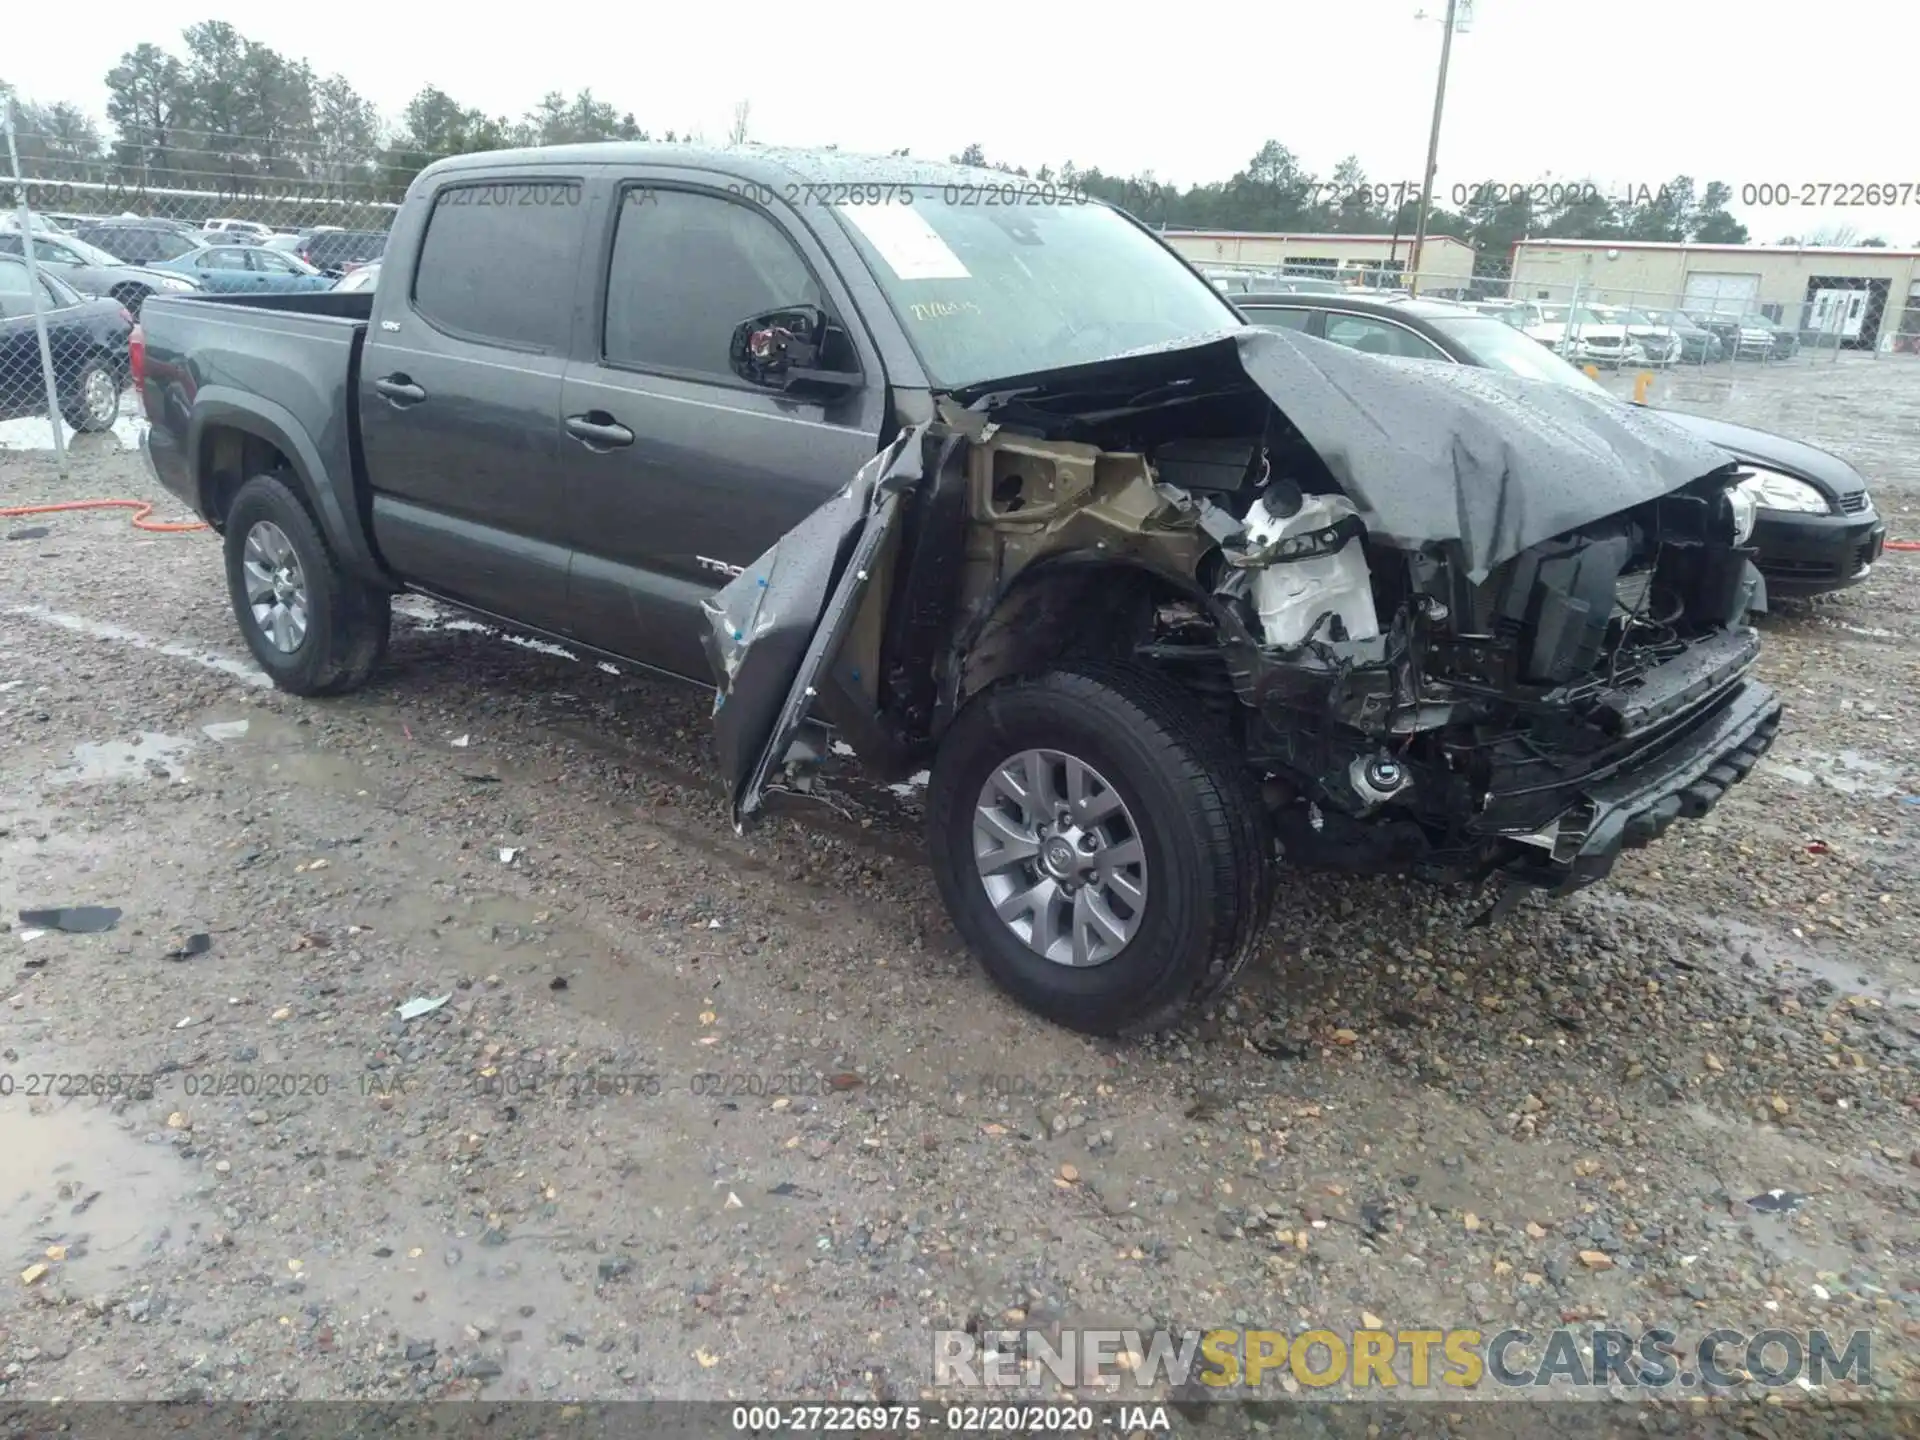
1502,679 -> 1782,891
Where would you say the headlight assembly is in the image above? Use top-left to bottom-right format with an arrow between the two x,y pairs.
1727,484 -> 1758,544
1735,467 -> 1830,514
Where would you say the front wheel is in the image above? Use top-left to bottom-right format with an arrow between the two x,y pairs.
223,473 -> 390,696
927,663 -> 1272,1037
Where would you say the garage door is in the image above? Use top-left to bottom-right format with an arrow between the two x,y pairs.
1683,272 -> 1760,317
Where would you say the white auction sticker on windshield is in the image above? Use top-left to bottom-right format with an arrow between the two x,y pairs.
835,200 -> 971,280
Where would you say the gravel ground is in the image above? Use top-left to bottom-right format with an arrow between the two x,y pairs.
0,358 -> 1916,1420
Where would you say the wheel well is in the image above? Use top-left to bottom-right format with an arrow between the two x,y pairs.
957,561 -> 1191,699
198,426 -> 295,531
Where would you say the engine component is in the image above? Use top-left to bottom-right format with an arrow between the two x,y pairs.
1347,751 -> 1411,808
1240,492 -> 1381,647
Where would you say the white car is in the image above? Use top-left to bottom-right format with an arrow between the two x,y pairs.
1523,306 -> 1647,367
1600,306 -> 1684,367
201,218 -> 273,245
331,261 -> 380,293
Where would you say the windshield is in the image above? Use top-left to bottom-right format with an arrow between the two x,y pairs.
829,191 -> 1239,387
57,234 -> 132,267
1429,315 -> 1610,396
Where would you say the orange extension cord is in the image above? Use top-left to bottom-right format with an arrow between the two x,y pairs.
1,498 -> 208,533
2,496 -> 1916,548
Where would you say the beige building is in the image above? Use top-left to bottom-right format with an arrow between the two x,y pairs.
1161,230 -> 1478,295
1508,239 -> 1920,351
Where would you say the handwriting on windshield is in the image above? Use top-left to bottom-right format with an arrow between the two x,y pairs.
909,299 -> 983,321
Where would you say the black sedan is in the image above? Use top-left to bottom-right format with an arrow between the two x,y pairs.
1234,292 -> 1886,598
0,257 -> 132,432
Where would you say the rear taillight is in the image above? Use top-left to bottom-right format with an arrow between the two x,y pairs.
129,324 -> 146,388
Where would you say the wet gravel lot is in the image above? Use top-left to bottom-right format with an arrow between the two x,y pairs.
0,357 -> 1916,1418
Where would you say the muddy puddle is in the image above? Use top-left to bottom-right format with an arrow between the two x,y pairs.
0,1079 -> 209,1299
1578,889 -> 1917,1004
51,732 -> 198,785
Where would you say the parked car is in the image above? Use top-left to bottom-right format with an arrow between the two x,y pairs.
1606,307 -> 1685,367
1524,305 -> 1647,367
1690,312 -> 1776,360
0,211 -> 70,235
137,145 -> 1780,1036
0,227 -> 203,315
150,244 -> 333,294
1642,309 -> 1724,363
1758,314 -> 1800,359
201,218 -> 274,245
331,261 -> 380,293
0,257 -> 132,431
294,228 -> 387,277
1235,292 -> 1886,597
70,218 -> 208,267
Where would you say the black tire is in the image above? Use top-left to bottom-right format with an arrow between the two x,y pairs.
59,357 -> 121,433
224,473 -> 390,697
927,661 -> 1272,1037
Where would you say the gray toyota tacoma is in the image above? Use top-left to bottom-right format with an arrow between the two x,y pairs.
134,144 -> 1782,1035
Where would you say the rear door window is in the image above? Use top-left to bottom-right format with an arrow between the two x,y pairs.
1323,313 -> 1447,360
411,181 -> 584,350
1242,305 -> 1314,333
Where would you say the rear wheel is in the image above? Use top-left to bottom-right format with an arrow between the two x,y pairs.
223,473 -> 390,696
60,357 -> 121,432
927,662 -> 1271,1036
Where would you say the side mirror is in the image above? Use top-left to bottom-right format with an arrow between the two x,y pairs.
729,305 -> 860,395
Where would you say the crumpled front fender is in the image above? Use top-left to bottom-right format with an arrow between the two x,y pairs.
701,423 -> 929,828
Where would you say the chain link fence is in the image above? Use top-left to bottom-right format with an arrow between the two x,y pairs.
10,109 -> 1920,472
3,112 -> 410,471
1194,255 -> 1918,372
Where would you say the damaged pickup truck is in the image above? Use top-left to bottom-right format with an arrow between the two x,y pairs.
711,321 -> 1781,1033
134,146 -> 1781,1037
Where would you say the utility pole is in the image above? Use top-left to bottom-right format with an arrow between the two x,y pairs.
1408,0 -> 1465,296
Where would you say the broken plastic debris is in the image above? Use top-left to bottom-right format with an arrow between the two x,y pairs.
1746,1189 -> 1807,1213
724,1191 -> 743,1210
18,905 -> 122,933
18,929 -> 46,943
201,720 -> 250,741
397,994 -> 452,1021
164,932 -> 212,960
499,848 -> 521,864
451,734 -> 470,748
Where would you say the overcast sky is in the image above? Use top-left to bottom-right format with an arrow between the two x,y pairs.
10,0 -> 1919,243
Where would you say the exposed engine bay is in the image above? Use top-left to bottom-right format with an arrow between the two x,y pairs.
704,327 -> 1784,894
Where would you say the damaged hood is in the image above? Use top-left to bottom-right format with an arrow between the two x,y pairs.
1230,327 -> 1740,580
967,327 -> 1743,584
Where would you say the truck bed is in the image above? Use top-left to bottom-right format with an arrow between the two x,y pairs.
160,290 -> 376,322
138,291 -> 372,553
